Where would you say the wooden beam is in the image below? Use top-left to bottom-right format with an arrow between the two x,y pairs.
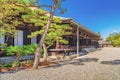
77,25 -> 79,57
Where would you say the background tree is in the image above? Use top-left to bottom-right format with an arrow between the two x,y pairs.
97,32 -> 101,37
106,32 -> 120,47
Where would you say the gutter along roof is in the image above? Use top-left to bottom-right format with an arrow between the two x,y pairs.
71,20 -> 99,37
60,17 -> 100,38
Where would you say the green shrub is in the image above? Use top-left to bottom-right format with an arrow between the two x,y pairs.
0,43 -> 7,50
21,60 -> 33,65
5,44 -> 44,57
12,60 -> 20,67
5,46 -> 24,58
23,44 -> 37,55
2,60 -> 20,68
2,63 -> 13,68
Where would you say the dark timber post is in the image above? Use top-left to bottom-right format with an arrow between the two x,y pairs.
77,25 -> 79,57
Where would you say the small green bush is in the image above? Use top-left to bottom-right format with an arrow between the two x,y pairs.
5,46 -> 24,58
1,60 -> 20,68
5,44 -> 38,57
0,43 -> 7,50
5,44 -> 44,58
2,63 -> 13,68
21,60 -> 33,65
12,60 -> 20,67
23,44 -> 37,55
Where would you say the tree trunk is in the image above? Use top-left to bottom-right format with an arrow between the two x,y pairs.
43,43 -> 48,62
32,1 -> 57,69
55,40 -> 60,49
5,36 -> 9,44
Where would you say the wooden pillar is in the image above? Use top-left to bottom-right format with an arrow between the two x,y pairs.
89,39 -> 91,46
86,37 -> 88,46
23,30 -> 31,45
84,39 -> 86,46
55,40 -> 60,49
77,25 -> 79,57
90,39 -> 92,46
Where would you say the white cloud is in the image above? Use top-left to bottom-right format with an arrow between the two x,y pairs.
112,30 -> 118,33
100,25 -> 120,40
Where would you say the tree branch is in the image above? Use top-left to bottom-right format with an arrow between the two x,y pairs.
47,41 -> 55,49
40,5 -> 52,8
13,3 -> 52,8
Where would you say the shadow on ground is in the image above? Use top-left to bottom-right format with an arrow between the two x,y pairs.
0,67 -> 26,74
101,60 -> 120,65
1,58 -> 99,73
46,58 -> 99,68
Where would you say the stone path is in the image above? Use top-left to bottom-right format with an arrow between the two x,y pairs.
1,47 -> 120,80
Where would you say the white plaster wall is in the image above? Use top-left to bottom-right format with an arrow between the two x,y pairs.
14,30 -> 23,46
0,36 -> 5,44
31,37 -> 37,44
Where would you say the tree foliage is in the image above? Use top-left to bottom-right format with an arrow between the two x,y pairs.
30,0 -> 68,69
23,11 -> 71,47
0,0 -> 70,46
0,0 -> 32,40
22,2 -> 71,64
106,32 -> 120,47
97,32 -> 101,37
0,0 -> 70,69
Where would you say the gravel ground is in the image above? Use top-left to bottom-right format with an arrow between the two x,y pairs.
1,47 -> 120,80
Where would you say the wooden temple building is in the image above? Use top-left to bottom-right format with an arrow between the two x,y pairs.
48,17 -> 101,56
61,17 -> 100,48
0,16 -> 101,56
0,6 -> 101,57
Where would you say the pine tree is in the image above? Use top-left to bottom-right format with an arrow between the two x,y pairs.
31,0 -> 67,69
0,0 -> 68,69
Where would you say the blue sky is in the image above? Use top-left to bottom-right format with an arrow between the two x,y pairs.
39,0 -> 120,39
